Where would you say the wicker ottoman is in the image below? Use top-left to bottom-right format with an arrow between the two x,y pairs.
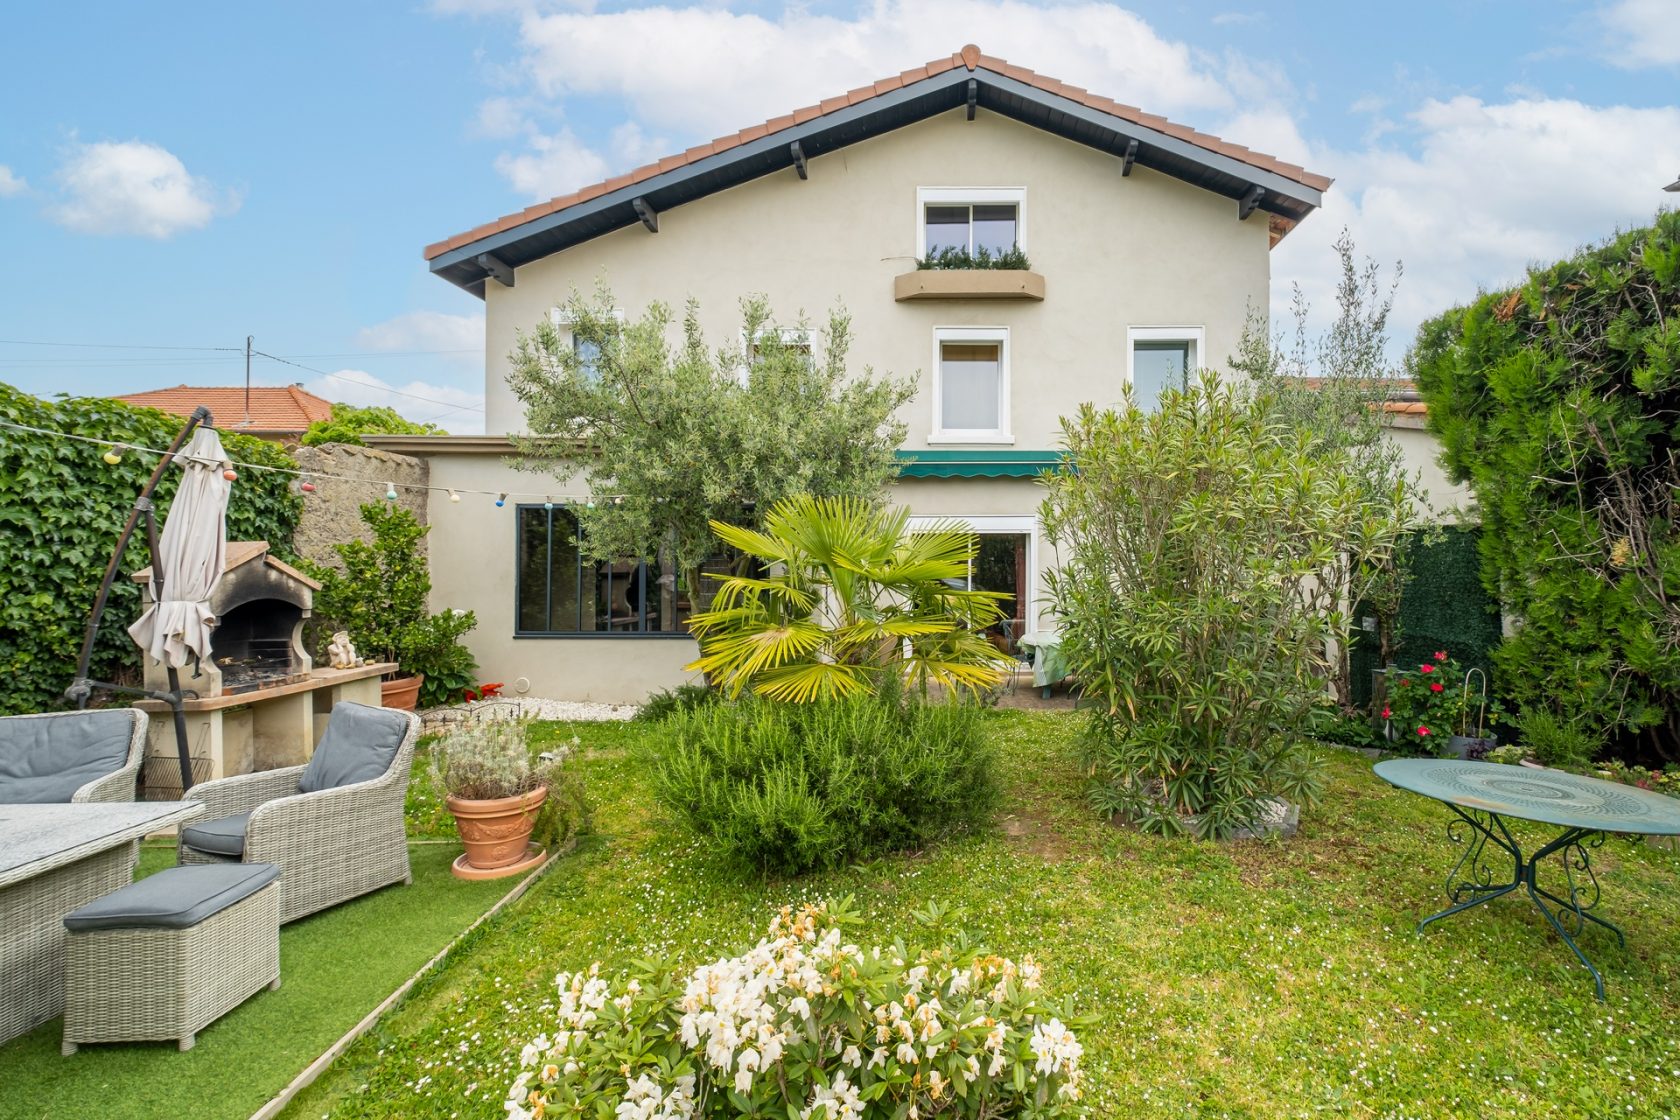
60,862 -> 281,1054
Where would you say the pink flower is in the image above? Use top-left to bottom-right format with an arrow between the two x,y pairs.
1419,664 -> 1435,674
1417,726 -> 1431,736
1434,651 -> 1448,661
1381,707 -> 1391,719
1430,682 -> 1444,693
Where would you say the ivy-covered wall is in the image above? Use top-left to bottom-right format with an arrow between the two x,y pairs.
0,383 -> 303,715
1411,211 -> 1680,760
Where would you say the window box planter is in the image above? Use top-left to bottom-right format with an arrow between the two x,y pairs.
893,269 -> 1045,302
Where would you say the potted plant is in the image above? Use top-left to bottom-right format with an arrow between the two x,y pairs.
308,502 -> 478,710
1381,651 -> 1497,758
430,717 -> 558,879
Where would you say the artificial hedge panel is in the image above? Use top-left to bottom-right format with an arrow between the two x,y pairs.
0,383 -> 302,715
1411,211 -> 1680,758
1350,527 -> 1502,710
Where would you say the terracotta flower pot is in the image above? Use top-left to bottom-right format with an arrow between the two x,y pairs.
381,673 -> 425,711
446,786 -> 547,874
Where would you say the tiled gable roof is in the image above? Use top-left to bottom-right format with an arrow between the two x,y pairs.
115,384 -> 334,436
425,43 -> 1331,268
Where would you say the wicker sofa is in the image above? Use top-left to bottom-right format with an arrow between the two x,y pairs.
0,709 -> 147,804
175,702 -> 419,923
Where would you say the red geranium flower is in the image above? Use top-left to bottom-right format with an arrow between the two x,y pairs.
1430,682 -> 1444,693
1434,651 -> 1448,661
1381,707 -> 1392,719
1418,726 -> 1431,736
1419,663 -> 1435,674
1398,678 -> 1410,687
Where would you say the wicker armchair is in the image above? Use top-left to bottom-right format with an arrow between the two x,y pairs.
0,708 -> 147,804
176,703 -> 419,923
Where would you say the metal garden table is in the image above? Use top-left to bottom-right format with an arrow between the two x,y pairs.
0,800 -> 201,1044
1375,759 -> 1680,999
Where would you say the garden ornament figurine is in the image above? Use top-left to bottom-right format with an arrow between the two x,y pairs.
326,631 -> 361,669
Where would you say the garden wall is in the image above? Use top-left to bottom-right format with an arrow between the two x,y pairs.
293,444 -> 428,569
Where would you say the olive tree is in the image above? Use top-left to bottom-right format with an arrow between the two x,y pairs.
506,290 -> 915,614
1041,372 -> 1395,838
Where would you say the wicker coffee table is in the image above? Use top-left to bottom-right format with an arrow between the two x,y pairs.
0,800 -> 201,1045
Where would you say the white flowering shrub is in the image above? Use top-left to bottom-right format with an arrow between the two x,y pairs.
504,899 -> 1087,1119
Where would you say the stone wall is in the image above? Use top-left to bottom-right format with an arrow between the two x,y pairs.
293,443 -> 428,568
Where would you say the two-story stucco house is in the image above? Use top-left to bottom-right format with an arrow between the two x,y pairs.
372,45 -> 1452,704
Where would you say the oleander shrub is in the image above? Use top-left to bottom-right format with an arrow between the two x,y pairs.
1041,372 -> 1402,838
650,688 -> 997,876
0,384 -> 302,715
504,899 -> 1087,1120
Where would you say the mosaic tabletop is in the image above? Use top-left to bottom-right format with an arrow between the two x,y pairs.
1374,759 -> 1680,835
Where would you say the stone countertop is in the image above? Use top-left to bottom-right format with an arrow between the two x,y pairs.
130,662 -> 398,713
0,801 -> 202,889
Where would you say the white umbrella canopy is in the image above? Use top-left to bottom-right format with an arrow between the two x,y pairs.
128,427 -> 231,668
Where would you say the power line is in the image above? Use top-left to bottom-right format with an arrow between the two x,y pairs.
251,350 -> 484,413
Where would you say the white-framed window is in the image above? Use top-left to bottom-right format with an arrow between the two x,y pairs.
549,306 -> 624,382
906,513 -> 1041,639
1126,326 -> 1204,412
930,326 -> 1011,443
735,325 -> 814,386
916,187 -> 1026,259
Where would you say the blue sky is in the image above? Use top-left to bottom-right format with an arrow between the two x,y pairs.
1,1 -> 1675,431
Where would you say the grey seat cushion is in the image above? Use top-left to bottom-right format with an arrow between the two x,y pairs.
179,811 -> 253,858
297,702 -> 410,794
0,709 -> 138,804
63,862 -> 280,932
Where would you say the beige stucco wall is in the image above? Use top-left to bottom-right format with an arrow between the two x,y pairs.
480,109 -> 1272,444
1386,421 -> 1474,523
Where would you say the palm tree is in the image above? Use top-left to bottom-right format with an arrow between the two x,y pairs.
686,495 -> 1011,702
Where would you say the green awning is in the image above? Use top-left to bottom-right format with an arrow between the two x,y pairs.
894,450 -> 1065,478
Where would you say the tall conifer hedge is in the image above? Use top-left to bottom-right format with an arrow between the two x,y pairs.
1412,212 -> 1680,760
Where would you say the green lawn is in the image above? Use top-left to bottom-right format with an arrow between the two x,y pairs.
290,712 -> 1680,1120
2,842 -> 511,1120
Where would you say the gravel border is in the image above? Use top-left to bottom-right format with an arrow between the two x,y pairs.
419,696 -> 640,731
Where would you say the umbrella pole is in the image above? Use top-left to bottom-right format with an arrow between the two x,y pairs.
65,406 -> 212,794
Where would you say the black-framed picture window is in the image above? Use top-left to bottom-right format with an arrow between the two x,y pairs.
515,505 -> 704,637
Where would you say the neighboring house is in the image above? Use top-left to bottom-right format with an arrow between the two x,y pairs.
115,384 -> 333,445
374,43 -> 1463,703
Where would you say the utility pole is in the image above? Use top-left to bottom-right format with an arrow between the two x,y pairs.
244,334 -> 253,427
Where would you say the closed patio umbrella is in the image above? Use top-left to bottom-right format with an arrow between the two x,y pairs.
127,427 -> 231,668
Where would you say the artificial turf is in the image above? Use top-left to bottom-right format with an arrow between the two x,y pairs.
1,842 -> 510,1120
289,713 -> 1680,1120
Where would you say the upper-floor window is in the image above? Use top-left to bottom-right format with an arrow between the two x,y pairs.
549,307 -> 624,382
931,326 -> 1011,443
1127,326 -> 1204,412
917,187 -> 1026,259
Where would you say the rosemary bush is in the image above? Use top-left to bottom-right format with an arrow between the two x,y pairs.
430,718 -> 588,847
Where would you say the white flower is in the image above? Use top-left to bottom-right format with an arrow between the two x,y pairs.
841,1044 -> 861,1067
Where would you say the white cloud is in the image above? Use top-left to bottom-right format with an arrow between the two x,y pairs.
1599,0 -> 1680,68
354,310 -> 485,358
298,368 -> 486,434
0,165 -> 25,197
1271,95 -> 1680,357
494,125 -> 615,199
49,140 -> 237,238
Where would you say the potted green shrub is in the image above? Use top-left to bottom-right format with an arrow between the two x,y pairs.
308,502 -> 477,710
430,717 -> 565,879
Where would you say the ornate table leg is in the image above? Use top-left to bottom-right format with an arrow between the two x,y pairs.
1417,811 -> 1624,1001
1417,805 -> 1522,930
1524,827 -> 1624,1002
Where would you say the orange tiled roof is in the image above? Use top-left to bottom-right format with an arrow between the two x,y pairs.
116,384 -> 334,436
425,43 -> 1332,262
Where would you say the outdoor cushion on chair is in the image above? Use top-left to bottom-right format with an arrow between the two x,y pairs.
0,709 -> 142,804
62,862 -> 279,932
178,811 -> 252,858
296,702 -> 413,793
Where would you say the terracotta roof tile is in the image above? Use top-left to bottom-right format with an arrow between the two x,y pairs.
424,43 -> 1334,262
116,385 -> 334,437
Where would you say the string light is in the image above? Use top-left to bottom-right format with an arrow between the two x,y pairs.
102,448 -> 123,465
543,497 -> 554,511
0,419 -> 628,508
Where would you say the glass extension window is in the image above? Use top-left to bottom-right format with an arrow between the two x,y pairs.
516,505 -> 695,636
917,188 -> 1026,258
